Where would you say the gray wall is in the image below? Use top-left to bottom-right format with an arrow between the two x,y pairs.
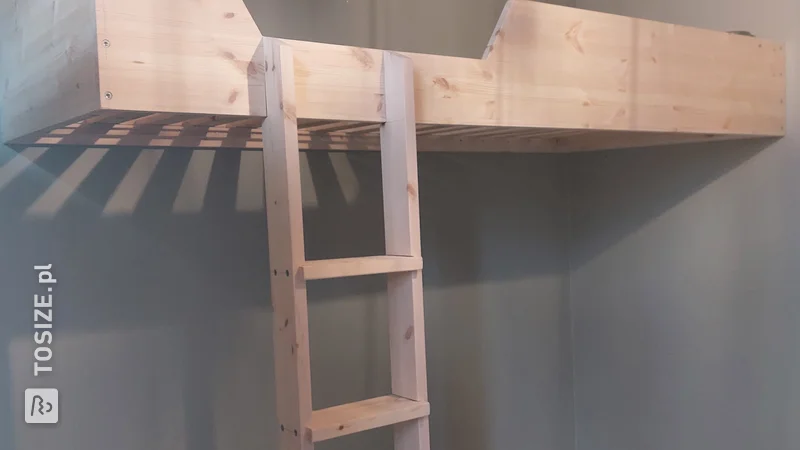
8,0 -> 795,449
0,1 -> 575,450
570,1 -> 800,450
250,0 -> 576,57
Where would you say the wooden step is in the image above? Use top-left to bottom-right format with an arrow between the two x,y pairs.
301,255 -> 422,280
307,395 -> 430,442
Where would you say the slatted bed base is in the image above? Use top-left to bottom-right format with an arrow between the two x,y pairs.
10,111 -> 745,154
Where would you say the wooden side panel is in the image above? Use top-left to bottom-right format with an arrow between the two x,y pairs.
95,0 -> 266,117
2,0 -> 100,143
285,1 -> 785,135
484,0 -> 785,135
262,39 -> 313,450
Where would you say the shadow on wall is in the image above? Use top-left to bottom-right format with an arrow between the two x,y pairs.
568,136 -> 800,450
568,138 -> 775,270
0,145 -> 571,450
0,135 -> 768,450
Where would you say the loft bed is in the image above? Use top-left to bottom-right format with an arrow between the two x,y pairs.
3,0 -> 785,153
2,1 -> 786,450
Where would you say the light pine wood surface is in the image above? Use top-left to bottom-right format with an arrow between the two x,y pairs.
3,0 -> 787,151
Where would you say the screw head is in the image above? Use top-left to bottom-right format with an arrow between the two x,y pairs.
104,91 -> 113,100
102,39 -> 111,48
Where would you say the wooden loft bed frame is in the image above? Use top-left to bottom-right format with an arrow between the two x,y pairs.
2,0 -> 785,153
2,1 -> 786,450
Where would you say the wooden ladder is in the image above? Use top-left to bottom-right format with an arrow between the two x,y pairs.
261,38 -> 431,450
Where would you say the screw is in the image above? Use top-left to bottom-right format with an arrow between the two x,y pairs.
102,39 -> 111,48
104,91 -> 113,100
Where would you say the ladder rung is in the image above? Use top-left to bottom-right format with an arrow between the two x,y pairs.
307,395 -> 430,442
301,256 -> 422,280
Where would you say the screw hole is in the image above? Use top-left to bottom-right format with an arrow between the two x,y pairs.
280,425 -> 284,431
104,91 -> 113,100
273,270 -> 277,276
102,39 -> 111,48
285,270 -> 290,277
294,430 -> 298,437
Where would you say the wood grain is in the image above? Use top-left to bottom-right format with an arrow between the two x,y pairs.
284,0 -> 784,135
381,51 -> 431,450
262,38 -> 314,450
302,256 -> 423,281
2,0 -> 100,142
307,396 -> 430,443
95,0 -> 265,117
3,0 -> 786,150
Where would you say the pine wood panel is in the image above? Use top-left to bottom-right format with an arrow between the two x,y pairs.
2,0 -> 100,143
3,0 -> 786,150
284,0 -> 784,135
94,0 -> 265,117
